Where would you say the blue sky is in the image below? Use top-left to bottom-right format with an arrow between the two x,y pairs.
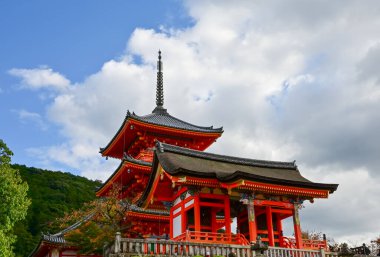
1,0 -> 379,244
0,0 -> 191,170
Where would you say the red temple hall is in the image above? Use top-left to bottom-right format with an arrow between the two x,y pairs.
30,51 -> 338,257
97,51 -> 338,250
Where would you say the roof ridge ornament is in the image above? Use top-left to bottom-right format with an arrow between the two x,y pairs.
153,50 -> 167,114
156,141 -> 164,153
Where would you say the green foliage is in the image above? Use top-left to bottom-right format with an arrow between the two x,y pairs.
0,140 -> 30,257
0,139 -> 13,165
11,164 -> 101,257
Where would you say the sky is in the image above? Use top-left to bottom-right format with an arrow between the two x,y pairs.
1,0 -> 379,247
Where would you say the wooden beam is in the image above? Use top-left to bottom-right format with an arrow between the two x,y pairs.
199,202 -> 225,208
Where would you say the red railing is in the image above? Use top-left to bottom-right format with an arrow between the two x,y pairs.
173,231 -> 250,245
282,237 -> 327,250
302,238 -> 327,250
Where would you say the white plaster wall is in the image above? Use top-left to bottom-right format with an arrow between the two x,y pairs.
173,214 -> 182,237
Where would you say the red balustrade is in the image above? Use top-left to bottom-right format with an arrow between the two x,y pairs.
173,231 -> 250,245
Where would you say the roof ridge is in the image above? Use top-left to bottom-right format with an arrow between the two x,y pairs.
51,212 -> 95,237
130,204 -> 170,215
129,111 -> 223,132
134,110 -> 223,131
156,141 -> 297,169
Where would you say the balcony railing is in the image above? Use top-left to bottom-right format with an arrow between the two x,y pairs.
173,231 -> 250,245
107,234 -> 337,257
282,237 -> 328,250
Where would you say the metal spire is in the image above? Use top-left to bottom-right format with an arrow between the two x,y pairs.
156,50 -> 164,108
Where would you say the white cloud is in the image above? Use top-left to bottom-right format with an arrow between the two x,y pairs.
9,67 -> 71,91
14,109 -> 48,130
17,0 -> 380,244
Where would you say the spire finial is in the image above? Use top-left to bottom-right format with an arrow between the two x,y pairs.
156,50 -> 164,108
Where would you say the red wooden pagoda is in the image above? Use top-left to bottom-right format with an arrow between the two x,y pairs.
98,51 -> 338,250
96,51 -> 224,238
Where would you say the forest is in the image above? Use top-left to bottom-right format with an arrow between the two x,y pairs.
11,164 -> 101,257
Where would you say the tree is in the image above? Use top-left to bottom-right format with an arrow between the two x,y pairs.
0,139 -> 31,257
53,184 -> 130,255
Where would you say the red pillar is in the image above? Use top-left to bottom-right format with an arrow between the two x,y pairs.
247,200 -> 257,242
224,196 -> 231,237
211,209 -> 217,232
266,206 -> 275,246
276,214 -> 283,247
194,196 -> 201,232
170,209 -> 173,238
293,203 -> 303,249
181,201 -> 186,234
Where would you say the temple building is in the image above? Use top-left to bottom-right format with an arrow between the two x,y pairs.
30,51 -> 338,257
97,51 -> 338,249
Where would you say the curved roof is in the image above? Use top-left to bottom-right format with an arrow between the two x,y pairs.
131,107 -> 223,133
28,213 -> 94,257
154,142 -> 338,192
96,155 -> 151,195
100,108 -> 223,156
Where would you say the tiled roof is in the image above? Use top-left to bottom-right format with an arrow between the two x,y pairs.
41,234 -> 66,244
29,213 -> 94,257
129,107 -> 223,133
153,142 -> 338,191
130,204 -> 169,216
156,141 -> 296,169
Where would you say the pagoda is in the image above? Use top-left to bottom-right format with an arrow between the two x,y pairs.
99,51 -> 338,250
96,51 -> 224,238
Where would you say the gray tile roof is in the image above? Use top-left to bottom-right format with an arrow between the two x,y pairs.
130,204 -> 169,216
151,142 -> 338,192
129,107 -> 223,133
41,234 -> 66,244
156,141 -> 297,169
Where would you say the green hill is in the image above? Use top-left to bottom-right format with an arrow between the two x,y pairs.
11,164 -> 102,257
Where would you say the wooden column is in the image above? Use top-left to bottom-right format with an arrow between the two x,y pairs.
266,206 -> 275,246
293,203 -> 303,249
224,196 -> 231,235
276,214 -> 283,247
170,208 -> 173,238
194,196 -> 201,232
181,201 -> 186,234
247,199 -> 257,242
211,209 -> 217,232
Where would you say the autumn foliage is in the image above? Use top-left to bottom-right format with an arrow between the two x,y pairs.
54,184 -> 130,255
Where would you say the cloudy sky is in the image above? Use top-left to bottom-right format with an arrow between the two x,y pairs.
1,0 -> 379,246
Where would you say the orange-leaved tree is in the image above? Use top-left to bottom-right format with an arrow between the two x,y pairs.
52,184 -> 130,255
